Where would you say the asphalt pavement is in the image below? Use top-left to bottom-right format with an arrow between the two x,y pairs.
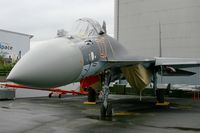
0,95 -> 199,133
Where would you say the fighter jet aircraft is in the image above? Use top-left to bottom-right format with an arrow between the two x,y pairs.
7,18 -> 200,116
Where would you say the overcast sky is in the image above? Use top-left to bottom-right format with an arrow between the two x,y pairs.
0,0 -> 114,41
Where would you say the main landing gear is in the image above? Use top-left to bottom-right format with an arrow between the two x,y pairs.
153,69 -> 169,106
100,70 -> 112,117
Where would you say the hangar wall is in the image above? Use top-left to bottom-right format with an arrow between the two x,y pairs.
115,0 -> 200,58
114,0 -> 200,85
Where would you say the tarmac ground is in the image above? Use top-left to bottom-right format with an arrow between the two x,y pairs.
0,95 -> 200,133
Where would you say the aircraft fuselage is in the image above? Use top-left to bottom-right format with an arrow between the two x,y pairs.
7,34 -> 126,88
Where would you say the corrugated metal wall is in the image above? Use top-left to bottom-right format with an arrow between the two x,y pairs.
115,0 -> 200,85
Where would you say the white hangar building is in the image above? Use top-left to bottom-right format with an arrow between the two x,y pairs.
0,29 -> 51,98
114,0 -> 200,85
0,29 -> 32,61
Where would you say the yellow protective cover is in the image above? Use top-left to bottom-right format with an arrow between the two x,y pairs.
121,64 -> 151,93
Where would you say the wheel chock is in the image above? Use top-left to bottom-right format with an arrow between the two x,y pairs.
83,101 -> 96,105
114,112 -> 132,116
155,101 -> 170,106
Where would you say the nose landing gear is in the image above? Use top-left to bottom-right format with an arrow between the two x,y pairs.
100,70 -> 112,117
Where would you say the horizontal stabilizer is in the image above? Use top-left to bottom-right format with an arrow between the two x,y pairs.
158,68 -> 196,76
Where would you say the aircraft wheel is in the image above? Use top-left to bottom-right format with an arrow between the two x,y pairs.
100,103 -> 112,117
100,104 -> 106,117
156,89 -> 165,103
48,93 -> 53,98
58,94 -> 62,98
87,87 -> 96,102
106,103 -> 112,117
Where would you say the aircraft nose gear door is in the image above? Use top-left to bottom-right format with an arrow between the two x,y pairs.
101,70 -> 112,117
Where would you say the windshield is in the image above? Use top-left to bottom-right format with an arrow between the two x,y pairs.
70,18 -> 103,38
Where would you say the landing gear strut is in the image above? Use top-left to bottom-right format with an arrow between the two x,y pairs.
101,70 -> 112,117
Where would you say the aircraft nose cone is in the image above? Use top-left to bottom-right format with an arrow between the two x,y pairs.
7,38 -> 83,88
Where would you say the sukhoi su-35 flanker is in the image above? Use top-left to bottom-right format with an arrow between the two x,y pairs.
7,18 -> 200,116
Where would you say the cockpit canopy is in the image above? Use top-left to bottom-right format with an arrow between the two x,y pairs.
70,18 -> 104,38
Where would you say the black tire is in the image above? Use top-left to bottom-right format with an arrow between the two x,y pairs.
58,94 -> 62,98
48,93 -> 53,98
106,103 -> 112,117
156,89 -> 165,103
87,87 -> 96,102
100,103 -> 113,117
100,104 -> 106,117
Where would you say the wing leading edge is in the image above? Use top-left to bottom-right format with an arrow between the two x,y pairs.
155,57 -> 200,67
104,57 -> 200,68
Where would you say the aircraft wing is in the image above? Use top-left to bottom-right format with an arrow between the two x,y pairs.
102,57 -> 200,91
103,56 -> 155,68
155,57 -> 200,67
104,57 -> 200,68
